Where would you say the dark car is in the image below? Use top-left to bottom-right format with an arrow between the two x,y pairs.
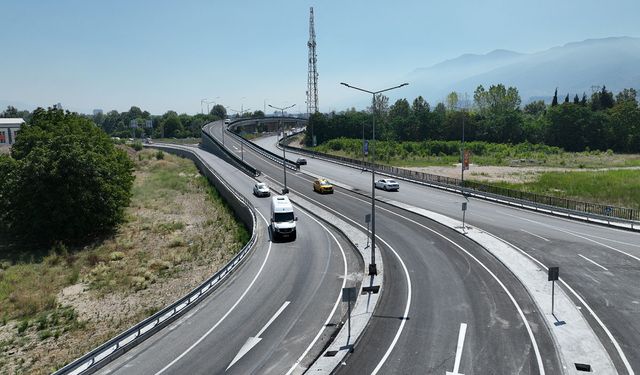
296,158 -> 307,165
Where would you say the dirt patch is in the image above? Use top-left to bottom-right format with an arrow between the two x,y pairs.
0,150 -> 246,374
408,164 -> 640,184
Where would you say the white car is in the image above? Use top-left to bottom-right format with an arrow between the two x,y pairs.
253,182 -> 271,197
375,179 -> 400,191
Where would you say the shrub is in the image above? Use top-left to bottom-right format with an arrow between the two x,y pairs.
155,150 -> 164,160
132,141 -> 143,151
0,108 -> 135,245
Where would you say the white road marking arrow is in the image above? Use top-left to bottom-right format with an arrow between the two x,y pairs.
226,301 -> 290,371
446,323 -> 468,375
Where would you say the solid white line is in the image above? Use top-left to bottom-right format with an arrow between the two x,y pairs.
264,182 -> 412,375
284,205 -> 348,375
578,254 -> 609,271
343,192 -> 545,375
452,323 -> 468,374
155,222 -> 272,375
491,233 -> 635,375
505,212 -> 640,263
520,229 -> 550,242
256,301 -> 290,338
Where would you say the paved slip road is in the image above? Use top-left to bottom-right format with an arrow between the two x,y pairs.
252,129 -> 640,375
99,143 -> 362,374
207,122 -> 562,374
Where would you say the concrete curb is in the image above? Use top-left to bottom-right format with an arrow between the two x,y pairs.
259,178 -> 383,374
388,200 -> 617,375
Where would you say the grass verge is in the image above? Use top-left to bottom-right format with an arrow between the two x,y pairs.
0,148 -> 248,374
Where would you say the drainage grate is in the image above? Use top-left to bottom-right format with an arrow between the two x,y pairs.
324,350 -> 338,357
575,363 -> 591,372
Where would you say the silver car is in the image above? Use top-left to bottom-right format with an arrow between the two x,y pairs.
253,182 -> 271,197
375,178 -> 399,191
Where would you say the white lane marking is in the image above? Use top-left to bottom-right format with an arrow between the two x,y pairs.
262,181 -> 412,375
505,212 -> 640,263
490,233 -> 635,375
262,172 -> 412,374
446,323 -> 468,375
520,229 -> 550,242
155,222 -> 272,374
284,203 -> 349,375
578,254 -> 609,271
257,300 -> 290,337
342,191 -> 545,375
226,301 -> 291,370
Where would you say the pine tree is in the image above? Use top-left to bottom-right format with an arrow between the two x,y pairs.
573,94 -> 580,104
551,88 -> 558,107
581,93 -> 587,106
564,93 -> 570,103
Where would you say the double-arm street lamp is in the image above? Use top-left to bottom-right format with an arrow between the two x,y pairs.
340,82 -> 408,276
268,103 -> 296,194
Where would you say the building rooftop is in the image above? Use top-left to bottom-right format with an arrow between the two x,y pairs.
0,118 -> 25,126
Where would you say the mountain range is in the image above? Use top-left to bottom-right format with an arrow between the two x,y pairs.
405,36 -> 640,104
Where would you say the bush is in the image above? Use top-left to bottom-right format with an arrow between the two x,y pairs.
132,141 -> 143,151
0,108 -> 135,245
155,150 -> 164,160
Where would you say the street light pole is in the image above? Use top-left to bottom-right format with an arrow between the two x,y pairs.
340,82 -> 408,276
268,103 -> 296,194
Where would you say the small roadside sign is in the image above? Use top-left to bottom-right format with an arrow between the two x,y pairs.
364,140 -> 369,156
548,267 -> 559,281
463,150 -> 471,170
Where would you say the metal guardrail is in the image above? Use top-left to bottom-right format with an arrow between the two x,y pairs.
202,123 -> 260,177
225,124 -> 300,171
54,147 -> 259,375
279,139 -> 639,228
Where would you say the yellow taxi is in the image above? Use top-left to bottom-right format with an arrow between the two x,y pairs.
313,178 -> 334,194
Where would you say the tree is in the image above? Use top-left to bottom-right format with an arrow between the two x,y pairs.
211,104 -> 227,119
524,100 -> 546,116
162,113 -> 183,138
591,85 -> 615,111
581,93 -> 587,106
371,94 -> 389,118
616,88 -> 638,105
473,84 -> 521,113
573,94 -> 580,104
551,88 -> 558,107
564,94 -> 570,104
1,105 -> 19,118
446,92 -> 459,111
1,108 -> 134,244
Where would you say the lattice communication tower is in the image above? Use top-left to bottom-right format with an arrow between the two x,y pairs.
307,7 -> 319,115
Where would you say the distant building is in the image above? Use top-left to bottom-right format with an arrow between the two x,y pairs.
0,118 -> 25,147
93,109 -> 103,116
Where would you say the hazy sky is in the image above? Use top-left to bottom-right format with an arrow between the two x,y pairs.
2,0 -> 639,114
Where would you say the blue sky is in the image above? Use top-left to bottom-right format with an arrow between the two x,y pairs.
2,0 -> 639,114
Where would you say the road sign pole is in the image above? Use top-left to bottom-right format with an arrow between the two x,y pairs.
548,267 -> 559,316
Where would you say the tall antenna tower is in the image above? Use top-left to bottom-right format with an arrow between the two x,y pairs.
307,7 -> 319,115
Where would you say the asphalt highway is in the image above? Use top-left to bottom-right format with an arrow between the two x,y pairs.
99,144 -> 361,374
208,123 -> 562,374
253,131 -> 640,375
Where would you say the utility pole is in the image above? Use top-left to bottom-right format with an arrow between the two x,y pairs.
268,103 -> 296,194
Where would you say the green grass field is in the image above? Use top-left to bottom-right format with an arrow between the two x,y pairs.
489,169 -> 640,209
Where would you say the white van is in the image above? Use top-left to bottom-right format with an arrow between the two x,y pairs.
270,195 -> 297,241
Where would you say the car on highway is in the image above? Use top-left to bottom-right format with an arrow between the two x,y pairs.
375,178 -> 400,191
253,182 -> 271,197
313,178 -> 334,194
296,158 -> 307,165
224,118 -> 230,125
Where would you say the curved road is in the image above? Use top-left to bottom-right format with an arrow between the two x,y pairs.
253,129 -> 640,374
208,122 -> 562,374
99,143 -> 361,374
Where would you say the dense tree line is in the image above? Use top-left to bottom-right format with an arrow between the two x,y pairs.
0,108 -> 134,245
306,85 -> 640,153
2,104 -> 266,139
